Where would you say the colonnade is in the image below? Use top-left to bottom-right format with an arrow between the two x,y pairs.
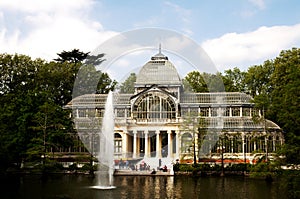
123,129 -> 180,159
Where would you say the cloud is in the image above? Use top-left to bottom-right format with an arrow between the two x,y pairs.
163,1 -> 193,36
0,0 -> 116,60
0,0 -> 93,13
202,24 -> 300,71
248,0 -> 266,10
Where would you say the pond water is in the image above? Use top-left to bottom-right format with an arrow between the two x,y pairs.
0,174 -> 296,199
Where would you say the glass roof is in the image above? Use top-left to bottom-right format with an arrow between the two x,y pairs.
66,92 -> 281,130
65,92 -> 254,108
135,53 -> 181,86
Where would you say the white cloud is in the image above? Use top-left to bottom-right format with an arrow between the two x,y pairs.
202,24 -> 300,71
164,1 -> 191,22
163,1 -> 192,36
0,0 -> 93,13
0,0 -> 116,60
248,0 -> 266,10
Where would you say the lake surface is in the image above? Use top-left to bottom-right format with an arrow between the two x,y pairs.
0,174 -> 295,199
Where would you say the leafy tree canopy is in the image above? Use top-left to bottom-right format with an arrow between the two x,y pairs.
118,73 -> 136,93
54,49 -> 89,63
0,50 -> 116,171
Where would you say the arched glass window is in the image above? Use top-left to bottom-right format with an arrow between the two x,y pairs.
133,92 -> 176,119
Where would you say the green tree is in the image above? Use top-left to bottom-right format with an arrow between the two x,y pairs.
119,73 -> 136,93
96,72 -> 117,94
85,53 -> 105,66
269,48 -> 300,163
179,113 -> 207,166
36,61 -> 80,106
0,53 -> 76,170
183,71 -> 208,92
29,101 -> 74,162
246,61 -> 274,101
0,54 -> 44,169
54,49 -> 89,63
73,64 -> 117,97
183,71 -> 225,93
203,72 -> 225,92
223,67 -> 246,92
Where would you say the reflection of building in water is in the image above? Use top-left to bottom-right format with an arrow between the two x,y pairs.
65,49 -> 284,167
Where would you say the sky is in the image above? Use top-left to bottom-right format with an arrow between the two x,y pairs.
1,0 -> 300,79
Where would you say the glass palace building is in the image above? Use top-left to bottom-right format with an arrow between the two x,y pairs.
65,50 -> 284,168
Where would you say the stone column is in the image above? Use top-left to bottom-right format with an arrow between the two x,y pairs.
133,130 -> 137,158
144,131 -> 149,157
167,130 -> 172,158
175,130 -> 180,159
242,133 -> 245,157
156,130 -> 161,158
231,137 -> 234,153
123,132 -> 127,158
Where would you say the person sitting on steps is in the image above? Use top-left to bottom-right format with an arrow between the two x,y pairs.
163,165 -> 168,172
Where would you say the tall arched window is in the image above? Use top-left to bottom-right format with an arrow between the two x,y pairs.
114,133 -> 122,153
133,91 -> 176,119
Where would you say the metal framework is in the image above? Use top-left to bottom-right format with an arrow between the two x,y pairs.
64,49 -> 284,166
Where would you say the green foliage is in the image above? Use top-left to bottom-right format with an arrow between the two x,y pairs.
85,53 -> 105,66
178,164 -> 195,172
269,48 -> 300,163
81,163 -> 98,172
54,49 -> 89,63
96,72 -> 117,94
72,64 -> 117,97
41,162 -> 64,173
183,48 -> 300,164
279,170 -> 300,199
183,71 -> 225,92
68,163 -> 78,171
250,161 -> 278,173
175,163 -> 251,174
223,67 -> 246,92
244,60 -> 274,98
0,51 -> 116,172
119,73 -> 136,93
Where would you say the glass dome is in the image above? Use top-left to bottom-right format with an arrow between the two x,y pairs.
135,51 -> 181,86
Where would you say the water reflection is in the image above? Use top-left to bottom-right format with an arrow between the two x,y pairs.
0,174 -> 296,199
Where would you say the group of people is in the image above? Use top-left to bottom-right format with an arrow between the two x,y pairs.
116,159 -> 168,174
116,159 -> 151,171
138,161 -> 150,171
151,165 -> 168,174
117,159 -> 129,169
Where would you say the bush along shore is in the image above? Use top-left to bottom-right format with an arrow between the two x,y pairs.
3,159 -> 300,181
173,161 -> 300,181
3,160 -> 98,176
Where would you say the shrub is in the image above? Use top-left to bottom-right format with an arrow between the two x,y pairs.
68,163 -> 78,171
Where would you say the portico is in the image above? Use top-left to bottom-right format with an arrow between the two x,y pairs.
117,128 -> 179,160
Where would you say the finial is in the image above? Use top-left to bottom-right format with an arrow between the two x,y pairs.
159,43 -> 161,54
